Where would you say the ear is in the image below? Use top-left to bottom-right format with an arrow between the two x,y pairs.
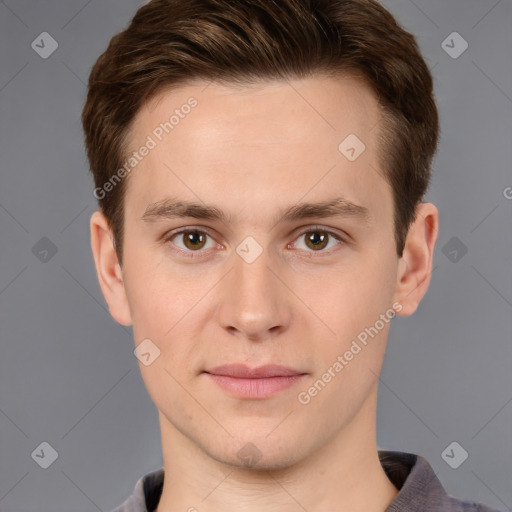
90,210 -> 133,326
393,202 -> 439,316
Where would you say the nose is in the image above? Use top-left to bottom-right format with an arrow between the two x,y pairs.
215,244 -> 292,341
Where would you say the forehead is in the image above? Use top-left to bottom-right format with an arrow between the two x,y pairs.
135,75 -> 380,148
122,75 -> 391,226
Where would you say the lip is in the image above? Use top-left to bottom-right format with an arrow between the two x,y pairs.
206,364 -> 303,378
204,364 -> 307,399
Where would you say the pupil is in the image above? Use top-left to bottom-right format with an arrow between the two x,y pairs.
187,232 -> 203,248
309,232 -> 325,245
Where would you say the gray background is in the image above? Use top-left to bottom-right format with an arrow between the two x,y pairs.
0,0 -> 511,511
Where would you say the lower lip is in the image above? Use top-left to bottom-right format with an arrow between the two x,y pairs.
206,373 -> 306,399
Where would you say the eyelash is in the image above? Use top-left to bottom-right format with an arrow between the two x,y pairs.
162,225 -> 346,259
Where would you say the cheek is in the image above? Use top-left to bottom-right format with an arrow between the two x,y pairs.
122,246 -> 214,346
314,250 -> 393,317
297,261 -> 395,418
300,248 -> 396,358
124,261 -> 202,388
126,273 -> 189,342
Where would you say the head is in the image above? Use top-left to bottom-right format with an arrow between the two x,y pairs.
83,0 -> 439,470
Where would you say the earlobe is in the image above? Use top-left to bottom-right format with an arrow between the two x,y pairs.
90,210 -> 133,326
393,203 -> 439,317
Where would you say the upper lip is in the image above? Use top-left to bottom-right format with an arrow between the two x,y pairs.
205,364 -> 304,378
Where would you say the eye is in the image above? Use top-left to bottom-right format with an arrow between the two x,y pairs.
290,227 -> 344,253
165,229 -> 217,255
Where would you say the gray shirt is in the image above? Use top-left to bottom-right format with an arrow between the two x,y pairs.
112,451 -> 503,512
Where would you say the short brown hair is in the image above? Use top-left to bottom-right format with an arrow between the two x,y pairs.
82,0 -> 439,264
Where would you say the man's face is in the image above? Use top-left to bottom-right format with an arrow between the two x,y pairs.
115,76 -> 403,467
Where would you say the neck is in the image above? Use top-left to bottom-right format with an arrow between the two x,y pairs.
155,390 -> 398,512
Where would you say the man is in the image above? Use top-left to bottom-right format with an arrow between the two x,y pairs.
81,0 -> 502,511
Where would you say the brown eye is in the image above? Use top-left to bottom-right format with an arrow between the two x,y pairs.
292,227 -> 343,254
304,231 -> 329,251
181,231 -> 207,250
166,229 -> 215,255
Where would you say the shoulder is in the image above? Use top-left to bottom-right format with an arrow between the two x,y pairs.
439,494 -> 503,512
110,468 -> 163,512
379,451 -> 504,512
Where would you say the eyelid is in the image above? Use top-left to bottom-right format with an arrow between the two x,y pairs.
162,226 -> 221,259
291,224 -> 346,241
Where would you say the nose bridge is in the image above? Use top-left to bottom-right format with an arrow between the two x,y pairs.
217,240 -> 290,338
235,243 -> 274,297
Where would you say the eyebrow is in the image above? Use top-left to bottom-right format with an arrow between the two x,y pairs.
141,195 -> 372,227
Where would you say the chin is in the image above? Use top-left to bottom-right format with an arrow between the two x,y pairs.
206,434 -> 304,471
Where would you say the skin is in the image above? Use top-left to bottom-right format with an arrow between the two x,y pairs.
90,75 -> 438,512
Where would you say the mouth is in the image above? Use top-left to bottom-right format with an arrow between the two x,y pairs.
204,364 -> 307,399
